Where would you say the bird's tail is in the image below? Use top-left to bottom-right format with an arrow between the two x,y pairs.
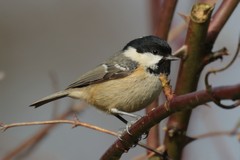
30,91 -> 68,108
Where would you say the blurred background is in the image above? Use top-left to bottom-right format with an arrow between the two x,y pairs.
0,1 -> 239,159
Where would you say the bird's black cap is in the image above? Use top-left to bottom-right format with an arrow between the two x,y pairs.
122,35 -> 172,56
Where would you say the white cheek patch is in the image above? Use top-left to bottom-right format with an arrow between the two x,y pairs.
123,47 -> 163,68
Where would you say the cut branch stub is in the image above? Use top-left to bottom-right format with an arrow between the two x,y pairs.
191,3 -> 214,23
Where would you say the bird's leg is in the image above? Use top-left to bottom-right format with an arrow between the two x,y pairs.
110,108 -> 141,119
111,108 -> 142,131
114,114 -> 128,124
111,108 -> 143,138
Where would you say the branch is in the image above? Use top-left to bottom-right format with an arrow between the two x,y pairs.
202,47 -> 229,66
168,13 -> 189,43
101,83 -> 240,160
133,145 -> 167,160
149,0 -> 178,156
1,115 -> 165,158
1,118 -> 117,137
172,45 -> 188,59
204,35 -> 240,109
151,0 -> 178,39
206,0 -> 239,49
164,2 -> 214,159
191,120 -> 240,140
205,36 -> 240,90
164,1 -> 239,158
1,104 -> 85,160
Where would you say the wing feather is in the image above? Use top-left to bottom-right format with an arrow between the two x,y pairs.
66,64 -> 134,89
66,65 -> 105,88
66,53 -> 138,89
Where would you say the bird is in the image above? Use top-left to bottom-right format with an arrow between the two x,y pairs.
30,35 -> 177,120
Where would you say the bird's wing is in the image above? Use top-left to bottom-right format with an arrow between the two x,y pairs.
66,63 -> 136,89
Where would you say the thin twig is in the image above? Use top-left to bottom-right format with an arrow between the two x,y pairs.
205,36 -> 240,89
133,145 -> 167,160
137,142 -> 167,159
192,130 -> 240,139
203,47 -> 229,66
1,115 -> 165,157
168,13 -> 189,43
191,121 -> 240,140
172,45 -> 188,59
205,35 -> 240,109
1,119 -> 118,137
1,104 -> 86,160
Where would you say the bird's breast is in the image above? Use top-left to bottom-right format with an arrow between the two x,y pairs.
69,67 -> 162,113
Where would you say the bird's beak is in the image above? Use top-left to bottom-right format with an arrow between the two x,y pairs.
165,55 -> 179,61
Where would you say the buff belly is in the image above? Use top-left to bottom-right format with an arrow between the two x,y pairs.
68,67 -> 162,113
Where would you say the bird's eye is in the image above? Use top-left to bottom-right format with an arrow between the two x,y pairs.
152,50 -> 159,54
